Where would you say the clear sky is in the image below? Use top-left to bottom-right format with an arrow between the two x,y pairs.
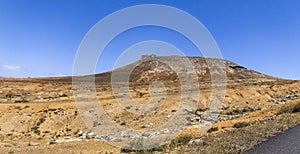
0,0 -> 299,79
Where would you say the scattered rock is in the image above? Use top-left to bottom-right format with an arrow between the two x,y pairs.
77,130 -> 83,136
191,139 -> 204,145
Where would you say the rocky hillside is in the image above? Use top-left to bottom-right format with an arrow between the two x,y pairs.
94,55 -> 275,83
33,55 -> 275,83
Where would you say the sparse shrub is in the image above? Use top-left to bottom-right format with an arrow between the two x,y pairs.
196,107 -> 207,112
233,108 -> 242,114
225,111 -> 234,115
207,127 -> 219,133
66,128 -> 72,132
170,135 -> 193,147
59,94 -> 68,97
31,126 -> 38,131
277,102 -> 300,115
225,107 -> 254,115
5,92 -> 13,99
14,106 -> 22,110
6,133 -> 13,137
120,145 -> 164,153
37,117 -> 46,126
233,122 -> 250,128
293,103 -> 300,113
151,146 -> 164,152
73,130 -> 80,135
121,138 -> 146,153
31,126 -> 40,135
34,129 -> 40,135
242,107 -> 255,113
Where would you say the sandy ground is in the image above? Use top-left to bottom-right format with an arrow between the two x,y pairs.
0,78 -> 300,153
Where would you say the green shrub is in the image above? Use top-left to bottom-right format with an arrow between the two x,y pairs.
233,122 -> 250,128
293,103 -> 300,113
196,107 -> 207,112
170,135 -> 193,147
207,127 -> 219,133
277,102 -> 300,115
37,117 -> 46,126
42,130 -> 50,134
120,145 -> 164,153
120,137 -> 165,153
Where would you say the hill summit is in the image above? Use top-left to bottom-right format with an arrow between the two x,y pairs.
93,55 -> 274,83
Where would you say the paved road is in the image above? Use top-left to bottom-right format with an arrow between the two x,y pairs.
245,124 -> 300,154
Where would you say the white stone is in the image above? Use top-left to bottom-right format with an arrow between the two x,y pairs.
87,132 -> 95,136
193,139 -> 204,145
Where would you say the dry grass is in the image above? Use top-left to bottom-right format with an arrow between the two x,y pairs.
0,78 -> 300,153
164,100 -> 300,154
277,101 -> 300,115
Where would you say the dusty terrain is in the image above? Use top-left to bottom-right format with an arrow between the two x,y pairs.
0,56 -> 299,153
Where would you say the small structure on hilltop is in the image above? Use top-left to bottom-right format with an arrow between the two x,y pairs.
141,54 -> 157,60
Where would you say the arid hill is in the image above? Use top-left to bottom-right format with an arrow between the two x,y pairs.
36,55 -> 276,83
0,55 -> 299,154
110,55 -> 275,82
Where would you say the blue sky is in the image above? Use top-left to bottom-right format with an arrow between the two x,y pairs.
0,0 -> 299,79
